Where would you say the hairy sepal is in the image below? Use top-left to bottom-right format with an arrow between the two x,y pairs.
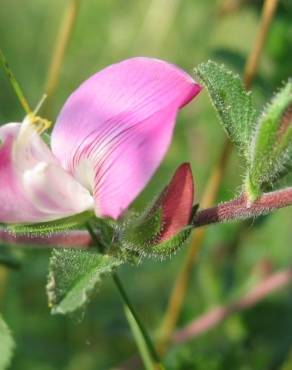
130,226 -> 192,260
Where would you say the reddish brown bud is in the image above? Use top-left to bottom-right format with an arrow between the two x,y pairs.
156,163 -> 194,242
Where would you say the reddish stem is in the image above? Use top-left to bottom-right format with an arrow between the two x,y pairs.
0,229 -> 92,249
0,188 -> 291,250
193,187 -> 292,227
174,268 -> 292,344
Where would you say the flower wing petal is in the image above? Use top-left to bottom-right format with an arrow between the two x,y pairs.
0,123 -> 93,223
51,57 -> 201,219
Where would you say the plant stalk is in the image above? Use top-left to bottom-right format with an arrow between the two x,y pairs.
0,48 -> 32,115
193,188 -> 292,227
113,273 -> 164,370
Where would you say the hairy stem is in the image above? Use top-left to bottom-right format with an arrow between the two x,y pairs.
1,188 -> 291,251
0,229 -> 92,249
193,188 -> 292,227
157,0 -> 279,352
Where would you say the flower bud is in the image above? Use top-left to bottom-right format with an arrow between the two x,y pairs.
122,163 -> 195,258
152,163 -> 194,242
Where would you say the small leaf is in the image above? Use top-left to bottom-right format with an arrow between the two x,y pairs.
195,60 -> 257,158
246,80 -> 292,199
47,249 -> 122,314
0,315 -> 14,370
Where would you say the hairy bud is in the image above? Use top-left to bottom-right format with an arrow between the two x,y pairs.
121,163 -> 195,258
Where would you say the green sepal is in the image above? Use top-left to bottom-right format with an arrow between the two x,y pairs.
246,80 -> 292,199
146,226 -> 192,259
47,248 -> 122,315
121,213 -> 192,260
122,207 -> 163,247
0,314 -> 14,370
195,60 -> 257,159
8,211 -> 94,236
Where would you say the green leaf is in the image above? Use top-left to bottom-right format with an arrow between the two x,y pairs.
0,315 -> 14,370
47,249 -> 122,315
8,211 -> 93,236
195,60 -> 257,158
246,80 -> 292,199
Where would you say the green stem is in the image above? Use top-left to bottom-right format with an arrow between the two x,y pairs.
85,223 -> 164,370
0,48 -> 32,115
113,273 -> 164,370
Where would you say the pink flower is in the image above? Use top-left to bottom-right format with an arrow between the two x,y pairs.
0,57 -> 201,224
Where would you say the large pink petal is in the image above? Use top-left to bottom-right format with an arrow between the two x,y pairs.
52,57 -> 201,219
0,123 -> 93,223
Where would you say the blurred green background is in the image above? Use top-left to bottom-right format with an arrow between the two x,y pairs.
0,0 -> 292,369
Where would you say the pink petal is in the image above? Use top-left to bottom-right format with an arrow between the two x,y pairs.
0,123 -> 93,223
51,57 -> 201,219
